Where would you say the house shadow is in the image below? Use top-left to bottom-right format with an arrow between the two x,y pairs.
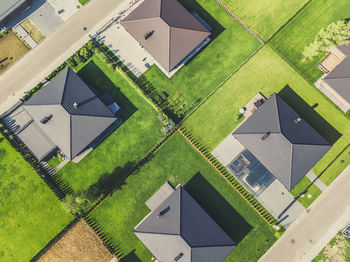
278,85 -> 341,145
120,250 -> 142,262
184,172 -> 252,244
77,60 -> 137,123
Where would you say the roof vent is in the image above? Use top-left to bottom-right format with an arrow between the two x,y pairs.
40,114 -> 53,124
73,102 -> 79,109
144,30 -> 154,40
157,206 -> 170,218
294,116 -> 302,124
174,253 -> 184,261
261,131 -> 270,141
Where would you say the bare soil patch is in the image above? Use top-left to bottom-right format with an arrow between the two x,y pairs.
39,219 -> 114,262
0,30 -> 29,75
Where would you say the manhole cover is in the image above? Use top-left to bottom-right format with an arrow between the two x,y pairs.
290,239 -> 295,244
77,5 -> 81,9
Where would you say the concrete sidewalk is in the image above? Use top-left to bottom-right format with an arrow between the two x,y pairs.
0,0 -> 129,114
259,165 -> 350,262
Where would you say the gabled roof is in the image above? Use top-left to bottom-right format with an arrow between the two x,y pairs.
337,43 -> 350,56
121,0 -> 210,72
323,56 -> 350,104
134,186 -> 235,262
22,68 -> 116,160
0,0 -> 26,22
233,93 -> 331,190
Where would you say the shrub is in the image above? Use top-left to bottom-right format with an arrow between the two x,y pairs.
61,192 -> 91,215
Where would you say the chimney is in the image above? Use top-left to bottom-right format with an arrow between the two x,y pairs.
144,30 -> 154,40
73,102 -> 78,109
294,116 -> 302,124
40,114 -> 53,124
174,253 -> 184,261
157,206 -> 170,218
261,131 -> 270,141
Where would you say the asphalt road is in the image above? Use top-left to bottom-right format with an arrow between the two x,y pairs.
0,0 -> 126,114
259,165 -> 350,262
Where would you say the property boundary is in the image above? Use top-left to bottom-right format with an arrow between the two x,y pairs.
178,126 -> 279,226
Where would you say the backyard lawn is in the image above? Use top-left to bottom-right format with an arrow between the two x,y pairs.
90,133 -> 277,262
0,133 -> 73,261
57,55 -> 163,194
221,0 -> 309,40
141,0 -> 260,121
290,177 -> 322,208
270,0 -> 350,82
0,30 -> 29,75
184,45 -> 350,187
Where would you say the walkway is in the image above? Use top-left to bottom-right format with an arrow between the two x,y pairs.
306,170 -> 327,191
0,0 -> 128,114
259,165 -> 350,262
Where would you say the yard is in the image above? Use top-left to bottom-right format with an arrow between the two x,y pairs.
220,0 -> 309,40
312,232 -> 350,262
21,19 -> 45,44
57,55 -> 163,194
289,177 -> 322,208
0,30 -> 29,75
89,133 -> 277,262
270,0 -> 350,82
140,0 -> 260,121
184,45 -> 350,190
0,133 -> 73,261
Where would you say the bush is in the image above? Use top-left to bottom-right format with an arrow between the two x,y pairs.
345,110 -> 350,119
74,55 -> 83,65
61,192 -> 91,215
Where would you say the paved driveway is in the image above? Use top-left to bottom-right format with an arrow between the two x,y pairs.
47,0 -> 81,21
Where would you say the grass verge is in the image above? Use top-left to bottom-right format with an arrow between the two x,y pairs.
89,133 -> 277,262
0,133 -> 73,261
290,177 -> 322,208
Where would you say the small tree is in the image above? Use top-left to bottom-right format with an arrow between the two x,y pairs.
79,47 -> 90,60
61,193 -> 90,215
66,57 -> 77,68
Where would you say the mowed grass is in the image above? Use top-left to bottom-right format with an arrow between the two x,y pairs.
290,177 -> 322,208
0,30 -> 29,75
184,45 -> 350,186
90,133 -> 277,262
0,134 -> 73,261
58,55 -> 163,193
141,0 -> 259,120
270,0 -> 350,82
221,0 -> 309,40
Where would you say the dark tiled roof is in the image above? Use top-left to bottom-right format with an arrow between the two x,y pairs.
0,0 -> 25,22
337,43 -> 350,56
134,186 -> 235,262
22,68 -> 116,160
121,0 -> 210,71
233,93 -> 331,190
324,56 -> 350,104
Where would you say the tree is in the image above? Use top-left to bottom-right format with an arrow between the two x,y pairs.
61,193 -> 91,215
303,20 -> 350,60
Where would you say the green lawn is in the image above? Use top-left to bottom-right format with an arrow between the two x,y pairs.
270,0 -> 350,82
184,44 -> 350,187
47,155 -> 63,170
221,0 -> 309,40
90,133 -> 277,262
57,55 -> 163,194
79,0 -> 89,5
290,177 -> 322,208
141,0 -> 259,121
313,232 -> 350,262
0,133 -> 73,261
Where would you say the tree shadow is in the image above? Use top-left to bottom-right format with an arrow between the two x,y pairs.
85,161 -> 135,201
120,250 -> 142,262
77,60 -> 137,123
184,172 -> 252,244
278,85 -> 341,144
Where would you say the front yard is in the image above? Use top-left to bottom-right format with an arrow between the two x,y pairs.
140,0 -> 260,121
270,0 -> 350,82
0,133 -> 73,261
90,133 -> 277,262
0,30 -> 29,75
290,177 -> 322,208
57,55 -> 163,194
184,44 -> 350,193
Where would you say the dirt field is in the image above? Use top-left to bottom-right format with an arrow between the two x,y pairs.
39,220 -> 114,262
21,19 -> 45,43
313,233 -> 350,262
0,30 -> 29,75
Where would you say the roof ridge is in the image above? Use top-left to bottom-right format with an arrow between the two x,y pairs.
170,25 -> 209,33
324,76 -> 350,80
134,231 -> 180,236
121,16 -> 163,25
191,244 -> 236,248
274,93 -> 283,135
61,68 -> 70,105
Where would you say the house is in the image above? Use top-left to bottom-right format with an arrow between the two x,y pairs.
0,0 -> 29,26
134,183 -> 236,262
17,67 -> 120,161
232,93 -> 331,190
316,44 -> 350,112
121,0 -> 211,76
